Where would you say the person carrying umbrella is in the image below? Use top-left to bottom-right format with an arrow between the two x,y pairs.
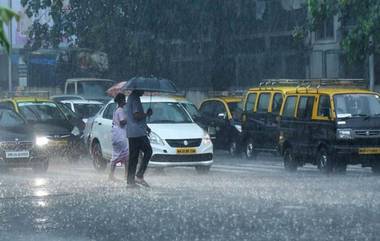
125,89 -> 153,187
123,76 -> 177,187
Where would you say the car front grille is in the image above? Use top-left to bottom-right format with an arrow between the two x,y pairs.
0,141 -> 33,151
354,130 -> 380,138
151,153 -> 213,163
165,139 -> 202,148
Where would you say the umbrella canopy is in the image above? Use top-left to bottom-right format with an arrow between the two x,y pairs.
122,77 -> 177,93
106,81 -> 127,97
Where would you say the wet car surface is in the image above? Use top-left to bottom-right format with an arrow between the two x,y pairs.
0,153 -> 379,241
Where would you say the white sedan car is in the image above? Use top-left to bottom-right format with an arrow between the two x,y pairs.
61,100 -> 103,123
88,96 -> 213,173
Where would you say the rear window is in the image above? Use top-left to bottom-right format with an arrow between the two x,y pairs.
257,93 -> 270,112
272,93 -> 283,114
297,96 -> 314,120
245,93 -> 257,112
282,96 -> 297,118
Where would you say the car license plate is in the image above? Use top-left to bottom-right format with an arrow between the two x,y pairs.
176,148 -> 196,154
358,147 -> 380,155
5,151 -> 30,159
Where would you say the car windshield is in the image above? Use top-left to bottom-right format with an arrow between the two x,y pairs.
74,103 -> 103,118
17,102 -> 66,122
0,109 -> 25,128
334,94 -> 380,118
56,102 -> 81,120
228,102 -> 243,122
77,81 -> 114,98
142,102 -> 193,124
181,102 -> 201,119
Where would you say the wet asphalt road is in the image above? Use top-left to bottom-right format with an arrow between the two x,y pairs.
1,152 -> 380,241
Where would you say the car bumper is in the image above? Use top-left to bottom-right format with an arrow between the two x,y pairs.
0,154 -> 47,167
149,142 -> 213,167
333,145 -> 380,165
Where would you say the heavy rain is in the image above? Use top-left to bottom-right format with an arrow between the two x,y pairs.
1,1 -> 380,241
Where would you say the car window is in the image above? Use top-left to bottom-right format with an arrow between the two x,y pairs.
0,109 -> 25,128
0,101 -> 15,110
142,102 -> 193,123
271,93 -> 283,114
17,102 -> 66,122
200,101 -> 214,117
318,95 -> 331,117
67,83 -> 75,94
297,96 -> 315,120
257,93 -> 270,113
103,103 -> 116,120
64,103 -> 72,110
181,103 -> 201,119
214,101 -> 226,117
282,96 -> 297,118
245,93 -> 257,112
74,103 -> 103,119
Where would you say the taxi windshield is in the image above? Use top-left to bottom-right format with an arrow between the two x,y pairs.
17,102 -> 66,122
334,94 -> 380,118
142,102 -> 193,124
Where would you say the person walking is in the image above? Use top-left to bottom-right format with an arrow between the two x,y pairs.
125,89 -> 153,187
109,93 -> 129,181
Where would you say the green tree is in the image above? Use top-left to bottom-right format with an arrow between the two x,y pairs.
308,0 -> 380,63
0,6 -> 19,53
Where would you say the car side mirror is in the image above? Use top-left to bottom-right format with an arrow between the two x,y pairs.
217,112 -> 227,120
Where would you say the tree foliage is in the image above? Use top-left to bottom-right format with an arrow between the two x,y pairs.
308,0 -> 380,63
0,6 -> 20,53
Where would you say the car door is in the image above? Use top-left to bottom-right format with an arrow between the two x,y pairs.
92,102 -> 115,158
267,92 -> 283,150
254,92 -> 271,148
199,101 -> 217,139
242,92 -> 257,143
212,100 -> 231,148
295,95 -> 315,157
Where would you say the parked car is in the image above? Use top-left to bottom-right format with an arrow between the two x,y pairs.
50,95 -> 86,102
0,108 -> 49,172
64,78 -> 115,102
198,96 -> 243,155
61,99 -> 103,123
0,97 -> 84,162
241,82 -> 298,159
279,79 -> 380,174
88,96 -> 213,173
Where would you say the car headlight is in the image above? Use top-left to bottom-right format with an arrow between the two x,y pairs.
71,126 -> 81,136
149,132 -> 165,146
337,129 -> 353,139
234,124 -> 242,132
36,136 -> 49,147
202,132 -> 212,145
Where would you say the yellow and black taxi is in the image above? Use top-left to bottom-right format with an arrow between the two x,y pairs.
0,106 -> 49,172
199,96 -> 243,155
0,97 -> 84,162
241,81 -> 298,159
278,79 -> 380,173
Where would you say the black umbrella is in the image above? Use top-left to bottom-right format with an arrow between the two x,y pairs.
122,76 -> 177,93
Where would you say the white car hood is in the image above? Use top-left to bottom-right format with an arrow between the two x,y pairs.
148,123 -> 205,140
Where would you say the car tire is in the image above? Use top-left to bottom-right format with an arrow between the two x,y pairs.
283,147 -> 297,172
317,148 -> 333,174
195,165 -> 210,174
228,140 -> 239,156
244,138 -> 256,160
92,142 -> 107,172
371,164 -> 380,174
33,159 -> 49,173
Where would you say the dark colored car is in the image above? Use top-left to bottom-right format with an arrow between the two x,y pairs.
0,97 -> 84,162
0,108 -> 48,172
199,97 -> 243,155
279,82 -> 380,174
241,84 -> 297,159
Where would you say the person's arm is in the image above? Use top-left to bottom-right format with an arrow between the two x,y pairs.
132,100 -> 152,121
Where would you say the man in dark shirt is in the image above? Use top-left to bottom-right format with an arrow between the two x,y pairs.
126,90 -> 153,187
